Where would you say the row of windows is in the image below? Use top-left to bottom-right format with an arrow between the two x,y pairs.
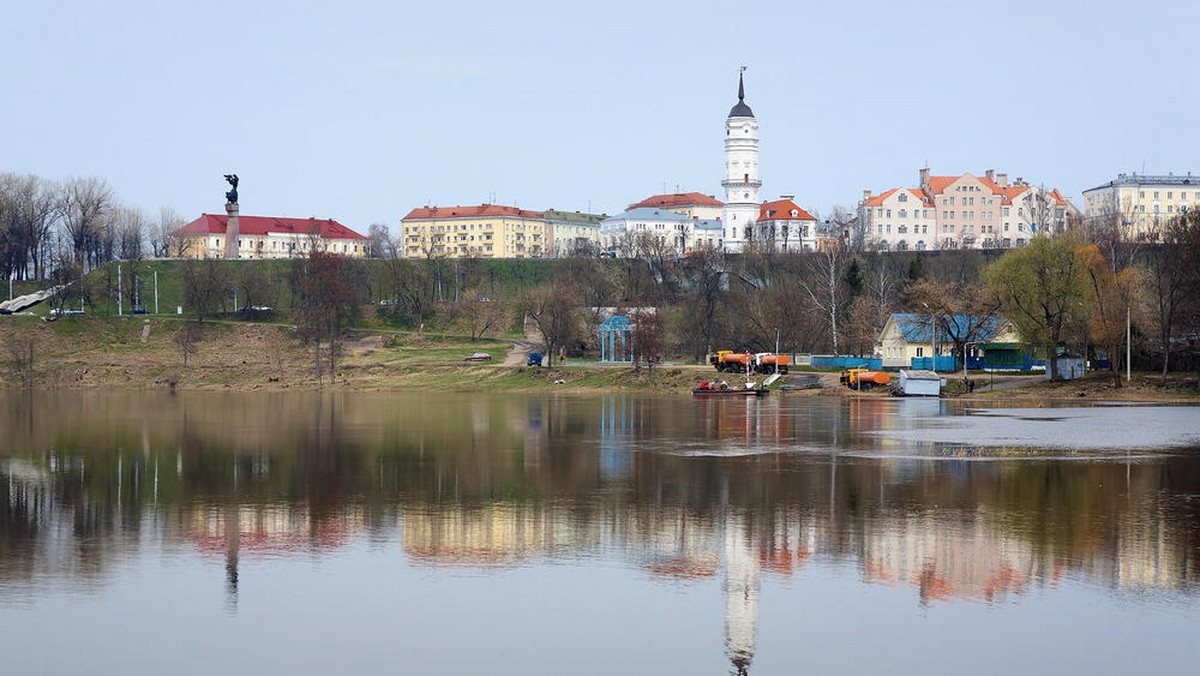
1139,190 -> 1197,200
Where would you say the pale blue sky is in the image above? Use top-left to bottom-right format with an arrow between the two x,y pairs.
4,0 -> 1196,232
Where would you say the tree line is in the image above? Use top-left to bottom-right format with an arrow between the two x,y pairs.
0,172 -> 188,284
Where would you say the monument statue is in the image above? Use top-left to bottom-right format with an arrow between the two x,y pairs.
224,174 -> 239,204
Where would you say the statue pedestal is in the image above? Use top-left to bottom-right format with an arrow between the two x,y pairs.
224,203 -> 240,259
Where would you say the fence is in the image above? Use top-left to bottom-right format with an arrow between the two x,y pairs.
810,356 -> 882,370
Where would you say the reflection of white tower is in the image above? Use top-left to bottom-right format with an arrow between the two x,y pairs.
724,511 -> 760,675
722,67 -> 760,253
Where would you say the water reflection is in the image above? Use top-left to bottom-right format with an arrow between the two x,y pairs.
1,392 -> 1199,673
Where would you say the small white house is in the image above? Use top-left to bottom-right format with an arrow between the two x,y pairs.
898,369 -> 943,396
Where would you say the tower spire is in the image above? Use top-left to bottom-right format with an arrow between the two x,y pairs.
729,66 -> 754,118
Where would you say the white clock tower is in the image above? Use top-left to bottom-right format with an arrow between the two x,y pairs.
721,68 -> 760,253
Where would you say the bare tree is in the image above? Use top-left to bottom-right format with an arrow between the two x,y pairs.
60,177 -> 115,270
290,250 -> 363,383
1144,210 -> 1200,386
800,243 -> 848,355
113,205 -> 147,261
522,282 -> 584,367
180,258 -> 229,322
367,223 -> 392,259
151,206 -> 188,258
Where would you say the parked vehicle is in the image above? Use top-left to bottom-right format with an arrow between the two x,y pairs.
464,352 -> 492,362
710,351 -> 791,374
527,352 -> 544,367
840,368 -> 891,390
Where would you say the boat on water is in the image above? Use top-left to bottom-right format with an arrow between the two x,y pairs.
691,380 -> 769,397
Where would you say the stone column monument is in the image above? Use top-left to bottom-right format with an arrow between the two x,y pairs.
223,174 -> 240,259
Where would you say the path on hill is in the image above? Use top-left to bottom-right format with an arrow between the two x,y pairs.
503,314 -> 544,366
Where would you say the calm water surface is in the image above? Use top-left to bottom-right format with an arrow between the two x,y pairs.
1,391 -> 1198,675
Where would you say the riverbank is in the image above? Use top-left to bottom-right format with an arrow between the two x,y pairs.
1,316 -> 1197,401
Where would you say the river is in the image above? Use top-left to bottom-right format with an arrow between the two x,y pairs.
1,391 -> 1198,675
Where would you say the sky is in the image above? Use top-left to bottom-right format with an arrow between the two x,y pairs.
3,0 -> 1197,233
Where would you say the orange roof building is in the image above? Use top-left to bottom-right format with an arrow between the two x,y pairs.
857,168 -> 1078,251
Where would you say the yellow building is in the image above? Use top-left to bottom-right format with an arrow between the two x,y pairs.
401,204 -> 547,258
1082,173 -> 1197,238
175,214 -> 368,259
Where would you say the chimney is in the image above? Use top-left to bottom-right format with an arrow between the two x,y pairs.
863,189 -> 872,202
997,173 -> 1008,187
1016,177 -> 1026,186
985,169 -> 995,182
781,195 -> 795,201
919,168 -> 931,189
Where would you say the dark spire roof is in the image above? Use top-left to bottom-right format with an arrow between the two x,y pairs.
728,71 -> 754,118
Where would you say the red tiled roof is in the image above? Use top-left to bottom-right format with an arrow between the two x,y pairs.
863,188 -> 899,207
863,188 -> 933,207
402,204 -> 545,220
758,198 -> 816,221
177,214 -> 367,240
628,192 -> 724,210
926,175 -> 959,194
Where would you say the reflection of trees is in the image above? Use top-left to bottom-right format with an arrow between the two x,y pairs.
1,392 -> 1199,605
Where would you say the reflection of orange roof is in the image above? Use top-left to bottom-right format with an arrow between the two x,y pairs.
646,556 -> 719,579
191,530 -> 348,555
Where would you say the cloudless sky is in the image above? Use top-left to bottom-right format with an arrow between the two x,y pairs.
3,0 -> 1196,233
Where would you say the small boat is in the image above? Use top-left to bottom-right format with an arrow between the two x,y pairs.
692,380 -> 768,396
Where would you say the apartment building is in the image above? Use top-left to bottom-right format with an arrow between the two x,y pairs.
1082,173 -> 1197,238
858,168 -> 1077,250
400,204 -> 546,258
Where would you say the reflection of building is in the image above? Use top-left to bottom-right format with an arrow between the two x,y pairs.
724,512 -> 759,676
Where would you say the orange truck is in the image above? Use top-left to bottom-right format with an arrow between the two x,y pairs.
710,351 -> 752,372
710,351 -> 792,374
840,368 -> 891,390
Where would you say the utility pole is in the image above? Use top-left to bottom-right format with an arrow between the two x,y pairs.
117,264 -> 123,316
1126,305 -> 1131,382
154,270 -> 159,315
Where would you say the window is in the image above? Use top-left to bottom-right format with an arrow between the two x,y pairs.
917,347 -> 925,357
899,193 -> 908,202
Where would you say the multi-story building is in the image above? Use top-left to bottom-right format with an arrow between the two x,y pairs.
400,204 -> 547,258
858,168 -> 1077,250
175,214 -> 368,259
542,209 -> 605,257
1082,173 -> 1198,238
750,197 -> 819,251
627,193 -> 724,221
599,208 -> 723,253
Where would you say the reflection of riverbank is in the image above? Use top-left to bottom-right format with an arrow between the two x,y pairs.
1,392 -> 1198,607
